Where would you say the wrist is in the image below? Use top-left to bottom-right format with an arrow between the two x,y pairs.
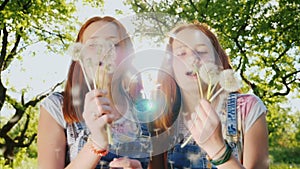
206,140 -> 233,166
89,133 -> 108,148
208,143 -> 226,160
87,135 -> 109,157
205,140 -> 226,158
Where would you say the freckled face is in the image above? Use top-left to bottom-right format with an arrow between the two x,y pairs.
171,28 -> 216,92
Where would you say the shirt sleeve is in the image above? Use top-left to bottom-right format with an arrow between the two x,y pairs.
40,92 -> 66,128
238,94 -> 268,132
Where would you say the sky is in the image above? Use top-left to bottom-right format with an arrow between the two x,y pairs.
1,0 -> 299,117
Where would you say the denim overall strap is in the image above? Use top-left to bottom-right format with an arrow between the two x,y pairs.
225,92 -> 242,161
226,92 -> 238,137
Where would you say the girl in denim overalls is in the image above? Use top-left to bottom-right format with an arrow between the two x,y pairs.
149,23 -> 269,169
38,16 -> 151,169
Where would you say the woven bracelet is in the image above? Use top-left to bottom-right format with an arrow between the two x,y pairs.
209,141 -> 233,166
87,136 -> 109,157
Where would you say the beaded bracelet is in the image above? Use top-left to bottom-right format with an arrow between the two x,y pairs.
87,136 -> 109,157
207,140 -> 233,166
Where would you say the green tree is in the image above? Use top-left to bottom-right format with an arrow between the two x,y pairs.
125,0 -> 300,163
0,0 -> 103,166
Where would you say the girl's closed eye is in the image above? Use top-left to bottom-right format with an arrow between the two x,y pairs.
85,40 -> 98,48
174,46 -> 188,57
194,50 -> 208,57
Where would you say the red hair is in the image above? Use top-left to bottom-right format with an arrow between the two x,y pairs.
62,16 -> 133,123
168,23 -> 232,70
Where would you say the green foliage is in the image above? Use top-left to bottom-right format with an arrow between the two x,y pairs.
270,147 -> 300,164
270,163 -> 300,169
267,105 -> 300,148
0,147 -> 37,169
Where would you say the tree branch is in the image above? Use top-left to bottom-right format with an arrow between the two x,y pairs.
0,25 -> 8,69
0,0 -> 9,11
233,37 -> 257,91
2,28 -> 23,71
16,133 -> 37,147
32,25 -> 66,46
0,25 -> 8,111
274,47 -> 289,63
272,70 -> 300,97
0,80 -> 64,137
14,114 -> 30,143
189,0 -> 199,13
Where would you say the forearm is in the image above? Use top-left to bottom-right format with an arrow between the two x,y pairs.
65,143 -> 101,169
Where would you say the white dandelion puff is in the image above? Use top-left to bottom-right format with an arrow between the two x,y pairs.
68,42 -> 92,91
199,63 -> 220,85
209,69 -> 242,102
68,42 -> 83,61
199,63 -> 220,99
219,69 -> 242,92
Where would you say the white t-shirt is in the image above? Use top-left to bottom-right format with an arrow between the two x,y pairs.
40,92 -> 66,128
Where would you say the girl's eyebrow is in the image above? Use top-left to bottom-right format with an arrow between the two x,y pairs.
195,44 -> 206,47
90,35 -> 118,39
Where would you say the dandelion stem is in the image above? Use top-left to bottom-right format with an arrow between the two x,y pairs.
207,83 -> 212,100
208,83 -> 218,99
209,87 -> 224,102
79,60 -> 92,91
107,124 -> 113,145
181,135 -> 192,148
91,66 -> 98,90
195,71 -> 203,99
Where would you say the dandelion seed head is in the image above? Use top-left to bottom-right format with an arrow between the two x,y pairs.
219,69 -> 242,92
199,63 -> 220,85
69,43 -> 83,61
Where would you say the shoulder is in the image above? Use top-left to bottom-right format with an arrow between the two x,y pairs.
40,92 -> 66,128
237,93 -> 267,132
237,94 -> 267,115
43,92 -> 64,104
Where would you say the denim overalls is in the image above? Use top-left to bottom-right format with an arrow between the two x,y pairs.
66,121 -> 151,169
167,93 -> 242,169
